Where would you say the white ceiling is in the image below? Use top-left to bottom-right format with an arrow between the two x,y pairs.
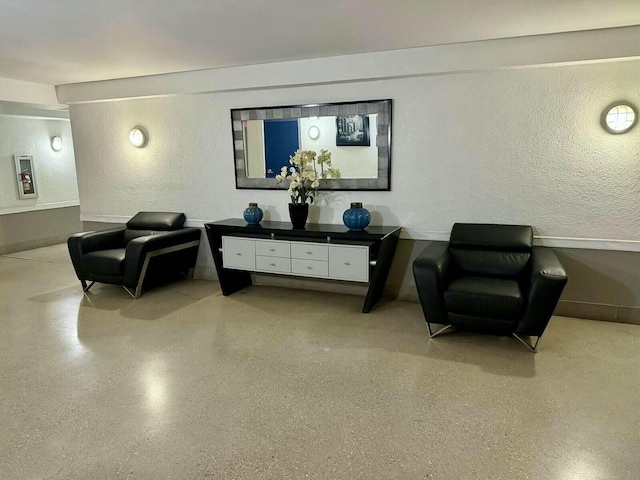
0,0 -> 637,86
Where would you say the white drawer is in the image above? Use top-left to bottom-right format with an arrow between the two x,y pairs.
222,237 -> 255,270
256,255 -> 291,274
329,245 -> 369,282
291,258 -> 329,277
255,240 -> 290,258
291,242 -> 328,261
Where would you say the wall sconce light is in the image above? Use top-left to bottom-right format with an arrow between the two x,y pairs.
308,125 -> 320,140
602,103 -> 637,134
51,136 -> 62,152
129,127 -> 147,148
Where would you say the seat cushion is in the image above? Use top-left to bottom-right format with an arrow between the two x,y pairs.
444,276 -> 525,320
82,249 -> 126,276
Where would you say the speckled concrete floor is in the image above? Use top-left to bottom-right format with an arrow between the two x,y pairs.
1,244 -> 638,479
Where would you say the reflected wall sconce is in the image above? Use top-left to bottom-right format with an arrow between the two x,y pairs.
308,125 -> 320,140
129,127 -> 148,147
51,136 -> 62,151
602,103 -> 637,134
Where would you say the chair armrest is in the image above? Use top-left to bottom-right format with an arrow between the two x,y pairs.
412,241 -> 451,325
123,228 -> 201,288
67,228 -> 126,280
516,247 -> 568,336
68,228 -> 126,254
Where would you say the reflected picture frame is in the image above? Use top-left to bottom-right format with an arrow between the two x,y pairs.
336,114 -> 370,146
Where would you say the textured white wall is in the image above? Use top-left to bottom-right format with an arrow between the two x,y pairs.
69,60 -> 639,255
0,116 -> 79,214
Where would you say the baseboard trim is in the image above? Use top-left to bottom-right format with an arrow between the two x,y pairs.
554,300 -> 640,325
80,214 -> 640,252
189,272 -> 640,325
0,234 -> 72,256
1,201 -> 80,216
80,214 -> 209,230
533,236 -> 640,252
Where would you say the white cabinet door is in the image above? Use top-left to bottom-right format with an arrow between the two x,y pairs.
222,237 -> 256,270
329,245 -> 369,282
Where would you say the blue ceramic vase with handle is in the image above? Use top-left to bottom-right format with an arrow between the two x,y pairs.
343,202 -> 371,231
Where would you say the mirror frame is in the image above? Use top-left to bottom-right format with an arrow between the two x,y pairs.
231,99 -> 392,190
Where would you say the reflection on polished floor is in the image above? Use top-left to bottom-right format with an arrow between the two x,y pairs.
1,244 -> 639,479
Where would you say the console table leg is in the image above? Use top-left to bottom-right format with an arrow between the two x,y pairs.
219,270 -> 253,296
206,228 -> 253,296
362,231 -> 400,313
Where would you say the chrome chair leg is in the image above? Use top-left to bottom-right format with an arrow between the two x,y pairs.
512,333 -> 540,353
82,281 -> 95,293
427,323 -> 452,339
180,268 -> 195,280
122,286 -> 141,299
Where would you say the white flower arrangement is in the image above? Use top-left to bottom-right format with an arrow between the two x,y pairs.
275,149 -> 341,204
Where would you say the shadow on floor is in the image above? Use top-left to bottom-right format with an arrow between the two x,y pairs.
28,285 -> 83,304
421,330 -> 537,377
60,278 -> 538,378
227,285 -> 537,378
77,279 -> 218,320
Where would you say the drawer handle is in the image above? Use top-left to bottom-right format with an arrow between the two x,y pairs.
270,263 -> 276,266
306,266 -> 313,270
306,251 -> 313,255
235,253 -> 242,256
269,248 -> 275,252
344,262 -> 351,266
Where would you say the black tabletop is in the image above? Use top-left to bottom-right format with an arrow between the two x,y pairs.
205,218 -> 401,240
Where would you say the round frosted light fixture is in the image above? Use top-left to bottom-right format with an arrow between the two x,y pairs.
603,103 -> 637,134
308,125 -> 320,140
51,136 -> 62,151
129,127 -> 147,147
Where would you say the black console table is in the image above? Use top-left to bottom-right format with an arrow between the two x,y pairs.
205,219 -> 401,313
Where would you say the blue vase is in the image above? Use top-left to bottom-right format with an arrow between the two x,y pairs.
243,203 -> 264,225
343,202 -> 371,231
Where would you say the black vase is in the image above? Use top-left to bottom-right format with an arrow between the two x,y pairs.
288,203 -> 309,229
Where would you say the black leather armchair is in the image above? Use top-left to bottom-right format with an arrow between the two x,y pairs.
68,212 -> 201,298
412,223 -> 567,352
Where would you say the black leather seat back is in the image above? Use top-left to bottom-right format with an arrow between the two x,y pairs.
126,212 -> 186,231
124,212 -> 186,244
449,223 -> 533,278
